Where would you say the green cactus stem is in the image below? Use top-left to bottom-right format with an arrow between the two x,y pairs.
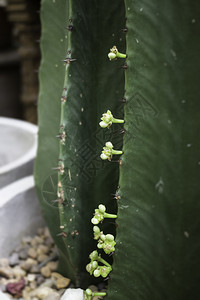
91,204 -> 117,225
100,142 -> 123,161
99,110 -> 124,128
35,0 -> 125,286
106,0 -> 200,299
108,45 -> 127,61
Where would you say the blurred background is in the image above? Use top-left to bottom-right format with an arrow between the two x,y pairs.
0,0 -> 41,124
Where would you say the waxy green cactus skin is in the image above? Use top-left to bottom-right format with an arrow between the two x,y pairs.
106,1 -> 200,299
35,0 -> 125,286
35,0 -> 200,297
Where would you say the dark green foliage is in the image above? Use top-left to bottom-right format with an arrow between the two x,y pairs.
107,1 -> 200,299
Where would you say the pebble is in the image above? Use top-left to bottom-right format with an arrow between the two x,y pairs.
18,247 -> 29,260
40,278 -> 55,288
37,245 -> 49,256
43,292 -> 60,300
22,287 -> 32,300
41,266 -> 51,278
60,288 -> 84,300
0,291 -> 11,300
27,274 -> 36,282
0,228 -> 93,300
0,266 -> 13,279
46,261 -> 58,271
9,253 -> 19,266
28,248 -> 37,259
20,258 -> 37,271
0,258 -> 9,267
12,266 -> 26,278
29,281 -> 37,290
37,254 -> 49,263
30,286 -> 55,299
31,236 -> 44,247
0,283 -> 6,292
36,275 -> 45,286
51,272 -> 70,289
30,264 -> 40,274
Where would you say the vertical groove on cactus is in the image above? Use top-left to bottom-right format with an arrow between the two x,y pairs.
57,0 -> 74,277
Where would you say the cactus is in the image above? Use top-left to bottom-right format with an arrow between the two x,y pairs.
35,0 -> 200,298
35,0 -> 125,286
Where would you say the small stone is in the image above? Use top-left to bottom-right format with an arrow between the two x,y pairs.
6,278 -> 26,297
51,272 -> 70,289
18,247 -> 29,260
12,266 -> 26,278
20,258 -> 37,271
37,245 -> 49,256
22,287 -> 32,300
29,281 -> 37,290
40,278 -> 55,288
0,291 -> 11,300
30,265 -> 40,274
43,292 -> 60,300
57,289 -> 66,296
46,261 -> 58,271
9,252 -> 19,266
28,248 -> 37,259
0,266 -> 14,279
30,286 -> 55,299
60,288 -> 84,300
37,254 -> 49,263
36,275 -> 45,286
27,274 -> 36,282
41,266 -> 51,278
0,283 -> 6,292
31,236 -> 44,247
0,258 -> 9,267
0,278 -> 9,286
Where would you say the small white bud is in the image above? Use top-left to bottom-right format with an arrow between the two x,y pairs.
100,153 -> 108,160
98,204 -> 106,213
105,141 -> 113,149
